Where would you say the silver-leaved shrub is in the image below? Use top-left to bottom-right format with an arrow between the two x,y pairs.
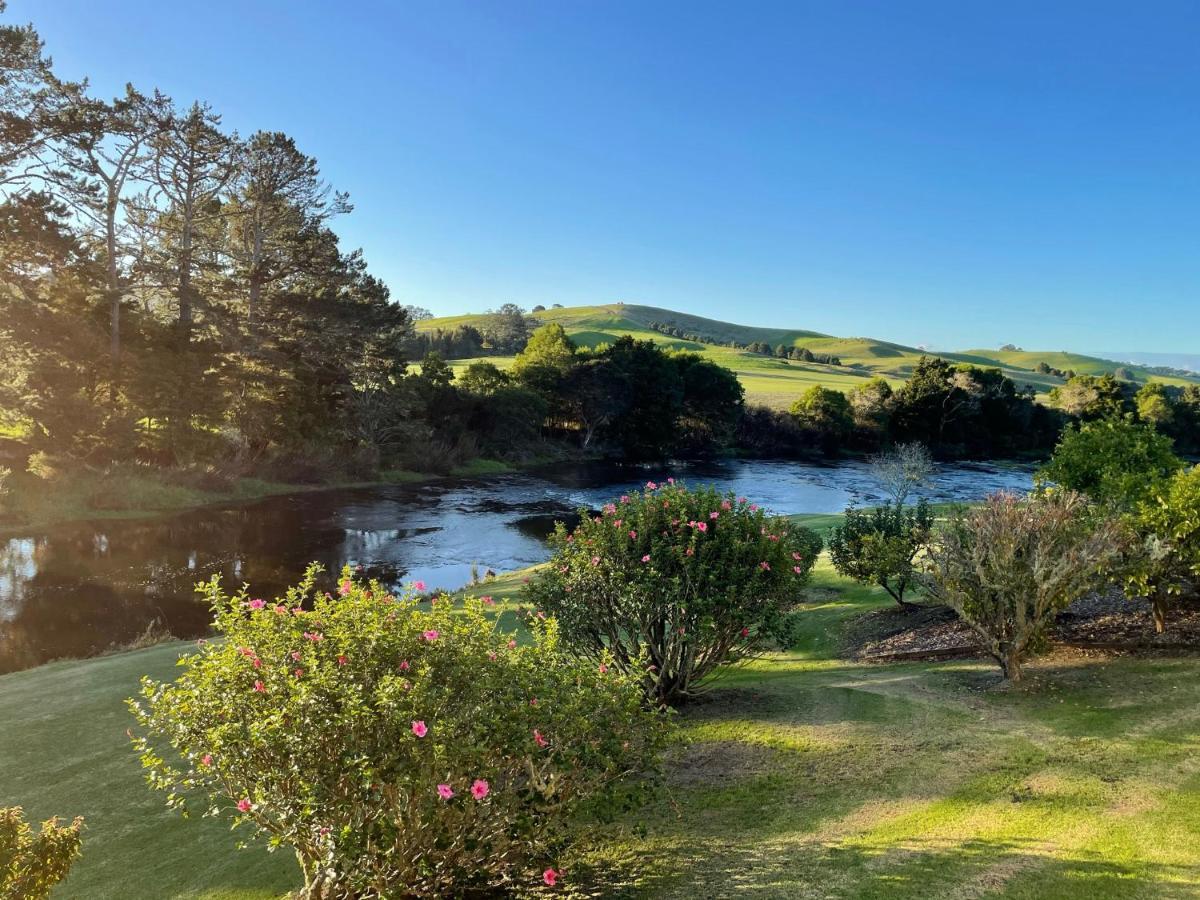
129,565 -> 667,898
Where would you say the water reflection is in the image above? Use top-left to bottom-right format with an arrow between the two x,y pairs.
0,458 -> 1033,672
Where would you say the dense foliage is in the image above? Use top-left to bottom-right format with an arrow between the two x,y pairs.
0,806 -> 83,900
828,500 -> 934,608
1125,466 -> 1200,632
1037,418 -> 1183,509
523,481 -> 823,705
921,492 -> 1125,681
130,566 -> 667,898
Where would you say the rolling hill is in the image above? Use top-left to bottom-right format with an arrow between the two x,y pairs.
416,303 -> 1200,410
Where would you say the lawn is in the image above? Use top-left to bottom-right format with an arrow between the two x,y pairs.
4,560 -> 1200,898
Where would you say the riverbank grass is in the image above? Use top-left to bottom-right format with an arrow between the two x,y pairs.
3,562 -> 1200,898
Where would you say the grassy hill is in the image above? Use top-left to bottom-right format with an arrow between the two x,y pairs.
417,303 -> 1200,410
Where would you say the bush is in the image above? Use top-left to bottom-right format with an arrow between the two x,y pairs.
523,481 -> 823,705
0,807 -> 83,900
1038,418 -> 1182,509
921,492 -> 1125,681
129,566 -> 667,898
1126,465 -> 1200,633
828,500 -> 934,608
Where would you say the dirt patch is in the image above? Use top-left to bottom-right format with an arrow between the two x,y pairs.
842,588 -> 1200,662
668,739 -> 784,788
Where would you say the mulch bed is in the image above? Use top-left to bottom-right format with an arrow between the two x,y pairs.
846,588 -> 1200,662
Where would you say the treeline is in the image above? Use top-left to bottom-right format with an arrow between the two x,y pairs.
646,321 -> 842,365
739,356 -> 1063,459
403,304 -> 538,359
419,326 -> 745,463
1047,374 -> 1200,454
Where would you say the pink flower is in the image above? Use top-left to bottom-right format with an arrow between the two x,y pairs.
792,552 -> 803,560
696,522 -> 708,533
437,783 -> 454,800
507,639 -> 517,649
604,503 -> 617,515
294,668 -> 304,678
481,595 -> 494,605
620,495 -> 629,503
641,554 -> 651,563
591,556 -> 600,566
399,660 -> 410,671
339,580 -> 352,596
721,500 -> 732,510
613,519 -> 622,528
274,604 -> 288,614
667,476 -> 675,484
412,580 -> 427,592
200,753 -> 213,767
292,606 -> 304,615
488,651 -> 497,660
534,729 -> 548,748
238,646 -> 255,657
646,481 -> 658,490
629,530 -> 638,539
337,654 -> 348,666
252,657 -> 263,668
741,627 -> 750,638
253,680 -> 266,693
237,798 -> 252,813
738,496 -> 747,503
412,720 -> 428,738
599,663 -> 609,674
291,651 -> 302,661
247,598 -> 265,610
793,565 -> 803,574
304,631 -> 323,642
544,868 -> 560,887
471,779 -> 490,800
709,511 -> 719,519
759,561 -> 771,571
422,630 -> 439,642
749,504 -> 759,512
686,547 -> 695,556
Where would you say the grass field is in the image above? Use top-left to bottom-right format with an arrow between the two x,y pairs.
5,556 -> 1200,899
420,303 -> 1200,410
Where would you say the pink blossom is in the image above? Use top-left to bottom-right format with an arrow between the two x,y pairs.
200,753 -> 213,767
253,657 -> 263,668
629,530 -> 638,539
738,496 -> 747,503
599,663 -> 608,674
642,554 -> 651,563
481,595 -> 494,604
741,627 -> 750,638
437,783 -> 454,800
793,566 -> 803,574
294,668 -> 304,678
274,604 -> 288,615
488,651 -> 497,660
534,729 -> 548,748
238,646 -> 255,657
411,720 -> 428,738
399,660 -> 410,671
422,630 -> 439,642
471,779 -> 490,800
292,606 -> 304,615
603,503 -> 617,515
507,639 -> 517,649
237,798 -> 252,813
291,651 -> 302,661
759,561 -> 771,571
613,519 -> 622,528
248,598 -> 265,610
749,504 -> 759,512
337,654 -> 349,666
686,547 -> 695,556
412,580 -> 427,592
590,556 -> 600,566
620,495 -> 630,504
253,680 -> 266,693
304,631 -> 323,642
667,476 -> 675,484
339,580 -> 352,596
709,511 -> 719,520
544,868 -> 560,887
696,522 -> 708,533
721,499 -> 732,510
792,552 -> 803,560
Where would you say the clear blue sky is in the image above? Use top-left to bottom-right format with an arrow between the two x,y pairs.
11,0 -> 1200,352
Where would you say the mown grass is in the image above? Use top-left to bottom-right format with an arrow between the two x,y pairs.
3,558 -> 1200,898
423,303 -> 1200,409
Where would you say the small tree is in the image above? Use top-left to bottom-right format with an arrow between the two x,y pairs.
0,807 -> 83,900
921,492 -> 1124,681
1126,465 -> 1200,633
828,500 -> 934,608
130,566 -> 666,898
869,442 -> 934,506
524,481 -> 823,705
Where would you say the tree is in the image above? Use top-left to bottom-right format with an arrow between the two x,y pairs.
828,500 -> 934,608
511,322 -> 576,395
1125,465 -> 1200,633
457,360 -> 510,396
921,492 -> 1125,681
1135,382 -> 1174,430
1048,373 -> 1129,420
870,442 -> 933,506
1037,417 -> 1182,510
790,385 -> 852,451
848,377 -> 894,434
0,806 -> 83,900
674,353 -> 744,450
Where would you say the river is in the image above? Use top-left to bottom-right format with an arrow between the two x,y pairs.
0,457 -> 1033,672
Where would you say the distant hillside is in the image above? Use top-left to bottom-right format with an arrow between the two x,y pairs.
416,303 -> 1200,409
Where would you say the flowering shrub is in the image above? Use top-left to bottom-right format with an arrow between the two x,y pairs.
523,480 -> 823,705
0,806 -> 83,900
129,566 -> 667,898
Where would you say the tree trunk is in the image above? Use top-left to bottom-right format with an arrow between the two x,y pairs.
105,205 -> 121,404
248,216 -> 263,336
997,645 -> 1023,682
1153,595 -> 1166,634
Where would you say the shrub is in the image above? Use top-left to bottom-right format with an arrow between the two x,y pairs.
1126,465 -> 1200,633
0,807 -> 83,900
921,491 -> 1124,681
523,481 -> 823,705
828,500 -> 934,608
869,442 -> 933,506
1038,417 -> 1182,509
129,566 -> 667,898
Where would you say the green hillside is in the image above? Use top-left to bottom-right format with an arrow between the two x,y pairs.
417,304 -> 1199,410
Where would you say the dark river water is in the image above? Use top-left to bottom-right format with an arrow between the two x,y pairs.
0,458 -> 1033,673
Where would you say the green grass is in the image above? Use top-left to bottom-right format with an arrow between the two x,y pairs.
4,559 -> 1200,898
421,303 -> 1200,410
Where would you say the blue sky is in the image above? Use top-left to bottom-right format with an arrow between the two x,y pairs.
11,0 -> 1200,352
